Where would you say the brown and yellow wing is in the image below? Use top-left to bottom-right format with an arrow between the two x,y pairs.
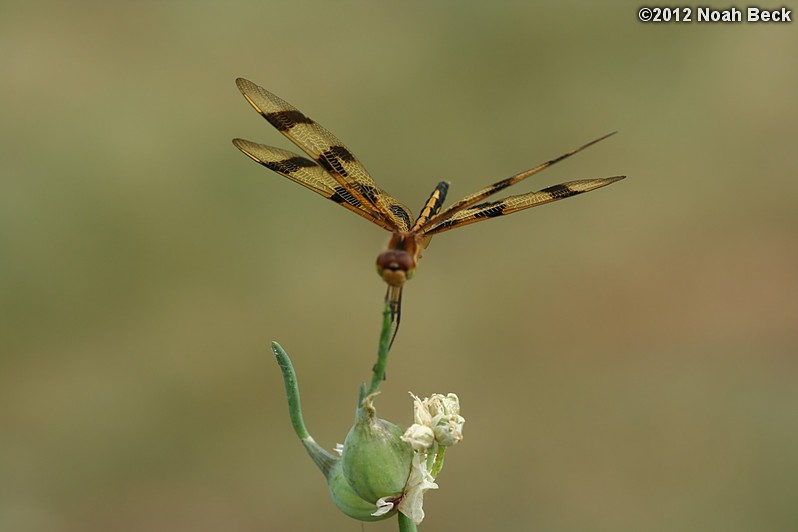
232,139 -> 391,229
234,78 -> 413,231
416,132 -> 618,233
424,176 -> 625,235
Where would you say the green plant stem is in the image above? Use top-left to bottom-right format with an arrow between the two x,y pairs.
272,341 -> 337,474
398,511 -> 418,532
366,302 -> 393,397
431,445 -> 446,478
272,342 -> 308,439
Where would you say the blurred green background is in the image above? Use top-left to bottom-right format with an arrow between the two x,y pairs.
2,1 -> 797,531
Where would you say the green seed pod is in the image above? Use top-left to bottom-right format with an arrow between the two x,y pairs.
326,460 -> 396,522
341,394 -> 414,504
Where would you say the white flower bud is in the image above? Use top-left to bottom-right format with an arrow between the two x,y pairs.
432,413 -> 464,447
401,423 -> 435,451
411,392 -> 464,447
427,393 -> 460,418
410,393 -> 433,426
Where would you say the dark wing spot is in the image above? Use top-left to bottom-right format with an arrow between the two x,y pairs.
327,145 -> 356,161
473,200 -> 506,218
541,183 -> 580,199
428,200 -> 504,231
331,185 -> 363,207
264,156 -> 317,174
265,110 -> 314,132
318,145 -> 356,177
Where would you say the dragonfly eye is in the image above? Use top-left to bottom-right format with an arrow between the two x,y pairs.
376,250 -> 415,286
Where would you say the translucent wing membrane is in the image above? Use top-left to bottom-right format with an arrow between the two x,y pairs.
425,176 -> 625,235
233,140 -> 337,196
235,78 -> 413,231
232,138 -> 393,230
417,132 -> 618,233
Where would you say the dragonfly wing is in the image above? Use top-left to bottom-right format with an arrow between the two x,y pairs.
425,176 -> 625,235
235,78 -> 413,231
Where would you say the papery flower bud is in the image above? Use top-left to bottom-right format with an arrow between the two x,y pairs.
411,393 -> 433,426
427,393 -> 460,418
401,423 -> 435,451
341,394 -> 414,504
429,393 -> 464,446
432,415 -> 464,447
407,392 -> 465,448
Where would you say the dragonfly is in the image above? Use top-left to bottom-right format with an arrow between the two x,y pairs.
232,78 -> 625,344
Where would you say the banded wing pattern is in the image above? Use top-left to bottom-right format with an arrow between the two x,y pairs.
425,176 -> 624,235
415,132 -> 622,234
233,78 -> 412,232
233,140 -> 389,228
233,77 -> 625,348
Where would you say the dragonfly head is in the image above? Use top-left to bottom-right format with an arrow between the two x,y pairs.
376,250 -> 415,286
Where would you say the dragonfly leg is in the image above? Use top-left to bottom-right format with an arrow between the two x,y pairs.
384,286 -> 403,349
